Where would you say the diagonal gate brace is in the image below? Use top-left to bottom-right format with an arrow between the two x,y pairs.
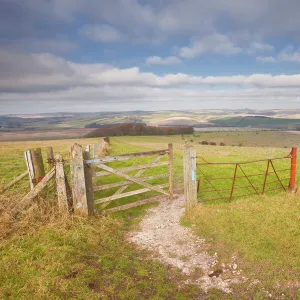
96,163 -> 169,196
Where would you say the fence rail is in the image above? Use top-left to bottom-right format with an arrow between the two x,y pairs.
70,143 -> 174,215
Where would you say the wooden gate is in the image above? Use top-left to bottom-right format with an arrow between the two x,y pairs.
70,143 -> 173,215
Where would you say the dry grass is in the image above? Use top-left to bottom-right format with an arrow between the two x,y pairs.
0,190 -> 71,240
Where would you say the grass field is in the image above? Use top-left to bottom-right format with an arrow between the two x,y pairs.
193,130 -> 300,148
1,134 -> 300,298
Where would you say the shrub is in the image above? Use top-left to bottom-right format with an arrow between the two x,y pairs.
190,139 -> 194,142
201,141 -> 209,145
220,142 -> 226,146
209,142 -> 217,146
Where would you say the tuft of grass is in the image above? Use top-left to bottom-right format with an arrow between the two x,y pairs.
187,192 -> 300,298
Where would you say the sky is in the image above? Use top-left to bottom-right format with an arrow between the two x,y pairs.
0,0 -> 300,114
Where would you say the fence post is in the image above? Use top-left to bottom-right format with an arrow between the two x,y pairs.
24,148 -> 45,189
47,147 -> 55,170
183,145 -> 197,214
70,144 -> 89,216
24,150 -> 34,190
55,154 -> 69,214
168,143 -> 174,200
83,151 -> 95,215
289,147 -> 297,191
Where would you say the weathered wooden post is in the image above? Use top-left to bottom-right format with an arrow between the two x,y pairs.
24,148 -> 46,190
168,143 -> 174,200
183,145 -> 197,214
70,144 -> 93,216
47,147 -> 55,170
55,154 -> 69,214
83,151 -> 95,214
289,147 -> 297,191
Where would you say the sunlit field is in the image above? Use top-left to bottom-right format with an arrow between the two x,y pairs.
1,134 -> 300,298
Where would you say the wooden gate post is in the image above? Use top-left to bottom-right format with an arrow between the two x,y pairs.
24,148 -> 46,189
70,144 -> 90,216
55,154 -> 69,214
47,147 -> 55,170
83,151 -> 95,215
289,147 -> 297,191
168,143 -> 174,200
183,145 -> 197,214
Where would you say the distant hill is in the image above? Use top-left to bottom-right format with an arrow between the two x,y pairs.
210,116 -> 300,129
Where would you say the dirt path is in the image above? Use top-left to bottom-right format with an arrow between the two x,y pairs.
127,195 -> 243,294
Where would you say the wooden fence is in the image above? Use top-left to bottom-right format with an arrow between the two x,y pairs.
1,139 -> 173,217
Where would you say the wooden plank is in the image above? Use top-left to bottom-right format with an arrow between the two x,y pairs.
19,168 -> 55,209
83,151 -> 95,215
85,149 -> 168,164
94,161 -> 168,177
0,170 -> 28,193
55,154 -> 69,214
101,196 -> 164,215
95,183 -> 169,204
70,143 -> 89,216
93,174 -> 168,191
168,143 -> 174,200
24,150 -> 34,190
114,155 -> 162,195
183,145 -> 197,214
96,163 -> 169,196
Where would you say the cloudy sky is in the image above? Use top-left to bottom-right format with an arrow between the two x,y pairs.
0,0 -> 300,114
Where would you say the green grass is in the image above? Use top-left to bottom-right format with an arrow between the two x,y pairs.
0,136 -> 201,299
0,210 -> 200,299
193,130 -> 300,148
186,193 -> 300,298
210,116 -> 300,129
1,134 -> 300,298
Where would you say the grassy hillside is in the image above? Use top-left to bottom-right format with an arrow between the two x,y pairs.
193,130 -> 300,148
1,134 -> 300,298
0,137 -> 201,299
210,116 -> 300,129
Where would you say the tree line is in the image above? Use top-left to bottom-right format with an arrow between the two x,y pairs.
85,123 -> 194,137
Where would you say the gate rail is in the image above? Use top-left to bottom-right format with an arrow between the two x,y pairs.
70,143 -> 174,215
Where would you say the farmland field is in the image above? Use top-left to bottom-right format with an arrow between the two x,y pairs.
1,134 -> 300,298
0,128 -> 94,142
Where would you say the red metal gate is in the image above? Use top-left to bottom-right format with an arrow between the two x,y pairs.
197,147 -> 297,202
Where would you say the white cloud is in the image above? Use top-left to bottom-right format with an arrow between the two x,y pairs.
1,50 -> 300,113
256,56 -> 276,63
179,34 -> 242,58
145,56 -> 181,65
257,46 -> 300,63
1,51 -> 300,94
277,46 -> 300,63
79,24 -> 124,43
250,42 -> 274,52
247,42 -> 274,55
1,86 -> 300,114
